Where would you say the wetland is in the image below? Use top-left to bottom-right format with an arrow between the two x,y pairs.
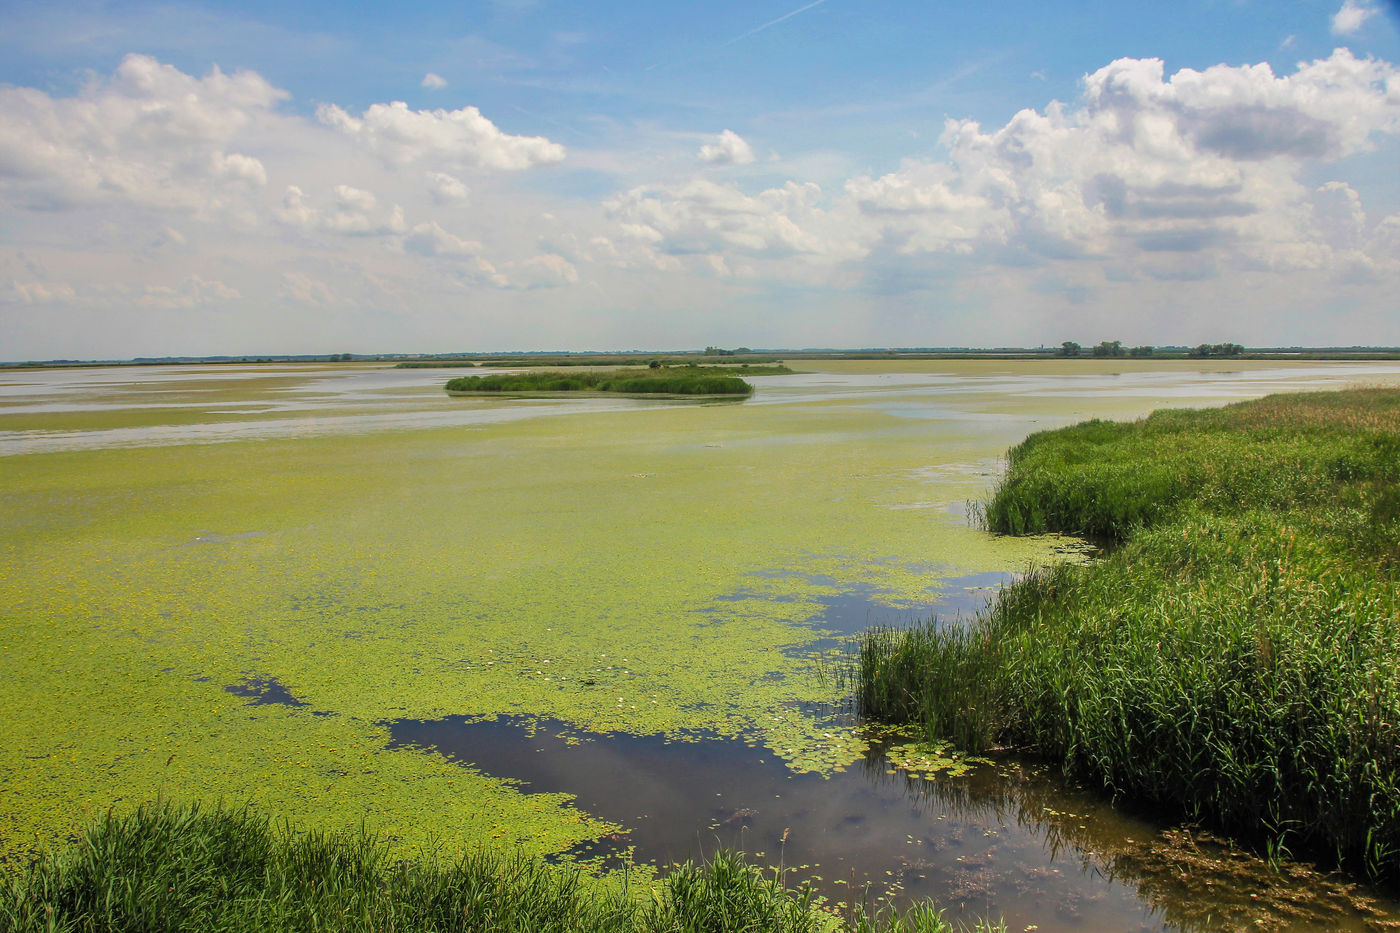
4,359 -> 1400,931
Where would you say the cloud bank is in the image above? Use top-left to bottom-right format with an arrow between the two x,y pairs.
610,50 -> 1400,315
0,49 -> 1397,357
0,54 -> 283,213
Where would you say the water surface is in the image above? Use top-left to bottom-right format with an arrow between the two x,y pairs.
388,716 -> 1400,932
4,359 -> 1400,930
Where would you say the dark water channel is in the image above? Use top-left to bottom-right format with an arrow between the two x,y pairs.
225,676 -> 307,706
379,578 -> 1400,932
387,716 -> 1399,932
716,569 -> 1016,656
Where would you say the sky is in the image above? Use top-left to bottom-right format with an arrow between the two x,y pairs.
1,1 -> 1398,358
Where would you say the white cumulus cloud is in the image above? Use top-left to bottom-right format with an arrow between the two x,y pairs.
275,184 -> 405,236
334,185 -> 377,213
279,271 -> 335,305
613,50 -> 1400,297
698,129 -> 756,165
317,100 -> 565,171
138,275 -> 240,309
0,53 -> 286,212
6,280 -> 77,304
276,185 -> 317,227
425,171 -> 471,204
1332,0 -> 1378,35
421,73 -> 448,90
504,253 -> 579,289
610,178 -> 832,261
404,220 -> 483,258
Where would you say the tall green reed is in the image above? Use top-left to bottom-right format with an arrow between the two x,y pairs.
853,388 -> 1400,881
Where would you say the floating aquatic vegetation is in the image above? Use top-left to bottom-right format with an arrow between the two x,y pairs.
882,741 -> 990,781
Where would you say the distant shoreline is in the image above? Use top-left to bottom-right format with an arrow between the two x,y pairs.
6,347 -> 1400,370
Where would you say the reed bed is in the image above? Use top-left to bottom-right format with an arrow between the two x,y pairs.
0,801 -> 994,933
444,368 -> 758,396
852,388 -> 1400,880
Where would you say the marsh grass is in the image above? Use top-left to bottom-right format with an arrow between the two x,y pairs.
846,624 -> 1005,753
981,387 -> 1400,546
852,389 -> 1400,881
444,368 -> 760,396
0,802 -> 992,933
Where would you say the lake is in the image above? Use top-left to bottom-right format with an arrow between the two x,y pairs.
3,359 -> 1399,931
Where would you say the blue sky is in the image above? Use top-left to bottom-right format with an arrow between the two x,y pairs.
1,0 -> 1398,356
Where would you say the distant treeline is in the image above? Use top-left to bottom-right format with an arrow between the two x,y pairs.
1055,341 -> 1248,358
8,347 -> 1400,371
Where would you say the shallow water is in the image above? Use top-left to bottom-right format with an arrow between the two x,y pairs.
387,717 -> 1400,932
5,359 -> 1400,455
385,557 -> 1400,932
4,359 -> 1400,929
713,569 -> 1016,658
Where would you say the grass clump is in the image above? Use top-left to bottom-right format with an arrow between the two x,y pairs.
0,801 -> 629,933
851,388 -> 1400,881
0,801 -> 988,933
445,366 -> 762,397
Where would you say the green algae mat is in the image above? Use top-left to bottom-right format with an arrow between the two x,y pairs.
3,361 -> 1398,867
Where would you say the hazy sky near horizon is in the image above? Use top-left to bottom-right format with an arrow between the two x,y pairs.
1,1 -> 1398,358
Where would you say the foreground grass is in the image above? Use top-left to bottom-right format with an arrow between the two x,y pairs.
0,802 -> 999,933
444,366 -> 775,396
851,388 -> 1400,881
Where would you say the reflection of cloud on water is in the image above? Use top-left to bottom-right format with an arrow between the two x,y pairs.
387,715 -> 1156,928
387,715 -> 1399,931
887,755 -> 1400,932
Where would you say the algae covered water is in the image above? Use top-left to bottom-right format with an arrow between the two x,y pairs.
3,359 -> 1400,930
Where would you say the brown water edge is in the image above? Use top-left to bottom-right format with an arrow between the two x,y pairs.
384,715 -> 1400,933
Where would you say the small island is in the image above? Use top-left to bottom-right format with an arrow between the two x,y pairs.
444,364 -> 783,398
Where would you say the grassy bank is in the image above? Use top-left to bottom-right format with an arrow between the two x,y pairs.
851,388 -> 1400,880
0,802 -> 998,933
445,368 -> 758,396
